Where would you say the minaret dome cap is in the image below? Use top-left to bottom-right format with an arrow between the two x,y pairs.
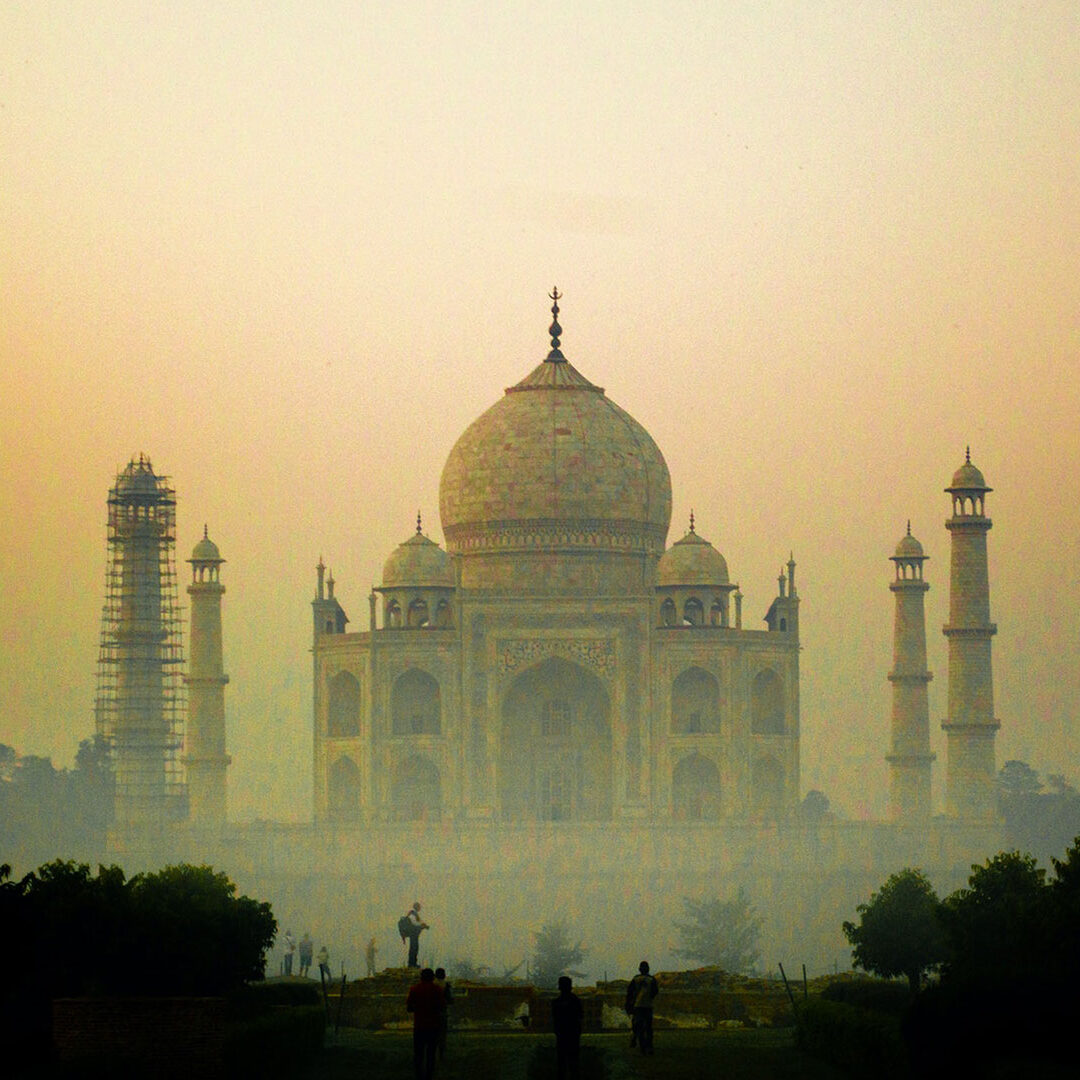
947,449 -> 990,493
893,529 -> 925,559
190,526 -> 222,563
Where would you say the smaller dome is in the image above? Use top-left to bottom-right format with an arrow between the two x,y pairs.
657,525 -> 729,587
382,531 -> 454,589
948,450 -> 988,491
894,528 -> 924,559
191,536 -> 221,562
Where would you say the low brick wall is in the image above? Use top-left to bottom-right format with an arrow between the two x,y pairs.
52,997 -> 226,1078
331,975 -> 794,1032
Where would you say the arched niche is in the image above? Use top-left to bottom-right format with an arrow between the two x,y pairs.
499,657 -> 611,822
391,755 -> 441,821
660,598 -> 677,626
407,597 -> 429,628
751,755 -> 784,818
751,669 -> 785,734
327,755 -> 361,820
672,753 -> 721,820
391,669 -> 441,735
683,597 -> 704,626
327,671 -> 360,737
671,666 -> 720,734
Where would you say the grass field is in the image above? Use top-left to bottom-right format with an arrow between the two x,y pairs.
301,1028 -> 848,1080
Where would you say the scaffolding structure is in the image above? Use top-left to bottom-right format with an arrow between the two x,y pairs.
94,454 -> 186,829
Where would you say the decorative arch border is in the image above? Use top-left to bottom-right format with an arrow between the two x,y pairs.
497,637 -> 617,681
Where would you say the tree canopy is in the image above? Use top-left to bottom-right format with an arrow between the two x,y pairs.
842,867 -> 946,993
673,888 -> 762,973
0,859 -> 276,998
530,922 -> 586,989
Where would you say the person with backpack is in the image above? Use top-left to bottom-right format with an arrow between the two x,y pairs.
624,960 -> 659,1055
399,901 -> 429,968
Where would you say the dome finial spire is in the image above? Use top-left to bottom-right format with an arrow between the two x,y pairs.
546,286 -> 565,361
689,509 -> 695,534
965,445 -> 971,464
416,509 -> 422,535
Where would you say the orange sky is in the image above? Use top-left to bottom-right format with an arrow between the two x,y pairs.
2,2 -> 1078,821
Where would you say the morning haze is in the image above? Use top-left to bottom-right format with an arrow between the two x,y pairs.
2,3 -> 1079,975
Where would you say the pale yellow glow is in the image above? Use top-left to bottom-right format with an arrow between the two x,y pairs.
2,2 -> 1078,821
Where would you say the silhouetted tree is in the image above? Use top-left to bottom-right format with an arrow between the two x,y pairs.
940,850 -> 1045,985
799,789 -> 831,821
531,923 -> 586,989
997,759 -> 1042,799
673,888 -> 762,973
842,867 -> 946,993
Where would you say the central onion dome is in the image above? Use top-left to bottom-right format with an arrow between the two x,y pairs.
439,291 -> 672,592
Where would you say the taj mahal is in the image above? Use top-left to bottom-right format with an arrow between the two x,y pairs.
310,291 -> 800,828
102,290 -> 1005,972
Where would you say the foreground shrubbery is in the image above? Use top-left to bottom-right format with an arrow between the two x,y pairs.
0,859 -> 277,1069
815,836 -> 1080,1075
225,986 -> 325,1079
795,997 -> 907,1079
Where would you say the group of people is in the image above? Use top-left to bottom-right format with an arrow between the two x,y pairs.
406,966 -> 453,1080
280,930 -> 332,981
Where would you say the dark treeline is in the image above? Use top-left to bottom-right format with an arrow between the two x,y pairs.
0,859 -> 276,1070
0,736 -> 113,869
840,836 -> 1080,1075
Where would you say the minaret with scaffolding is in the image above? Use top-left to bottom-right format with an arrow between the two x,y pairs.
94,455 -> 186,831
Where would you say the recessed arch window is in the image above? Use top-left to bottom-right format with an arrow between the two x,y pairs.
751,756 -> 784,817
751,669 -> 785,735
672,753 -> 721,820
672,667 -> 720,734
327,671 -> 361,737
407,598 -> 429,628
391,755 -> 440,821
660,598 -> 677,626
391,669 -> 441,735
328,755 -> 361,820
683,597 -> 704,626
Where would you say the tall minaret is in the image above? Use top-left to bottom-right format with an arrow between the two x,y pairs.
886,523 -> 934,821
942,450 -> 999,820
184,526 -> 230,827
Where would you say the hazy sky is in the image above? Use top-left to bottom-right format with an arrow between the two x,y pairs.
2,2 -> 1078,821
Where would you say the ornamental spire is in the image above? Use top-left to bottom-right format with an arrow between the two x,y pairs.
546,286 -> 565,361
416,509 -> 423,535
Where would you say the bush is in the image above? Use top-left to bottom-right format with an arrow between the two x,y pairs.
230,980 -> 322,1014
819,977 -> 911,1014
795,997 -> 907,1078
224,1004 -> 325,1078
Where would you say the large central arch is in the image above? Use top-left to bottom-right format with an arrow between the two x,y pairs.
499,656 -> 612,821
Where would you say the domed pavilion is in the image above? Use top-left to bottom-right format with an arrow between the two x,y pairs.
311,293 -> 801,825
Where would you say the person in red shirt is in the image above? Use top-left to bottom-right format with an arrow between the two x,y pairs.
406,967 -> 445,1079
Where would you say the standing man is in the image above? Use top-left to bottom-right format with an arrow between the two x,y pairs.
317,944 -> 331,982
399,901 -> 429,969
406,967 -> 445,1080
551,975 -> 584,1080
624,961 -> 659,1055
283,929 -> 296,976
298,933 -> 313,978
365,935 -> 378,977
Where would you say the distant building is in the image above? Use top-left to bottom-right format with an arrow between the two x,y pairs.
310,293 -> 801,825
